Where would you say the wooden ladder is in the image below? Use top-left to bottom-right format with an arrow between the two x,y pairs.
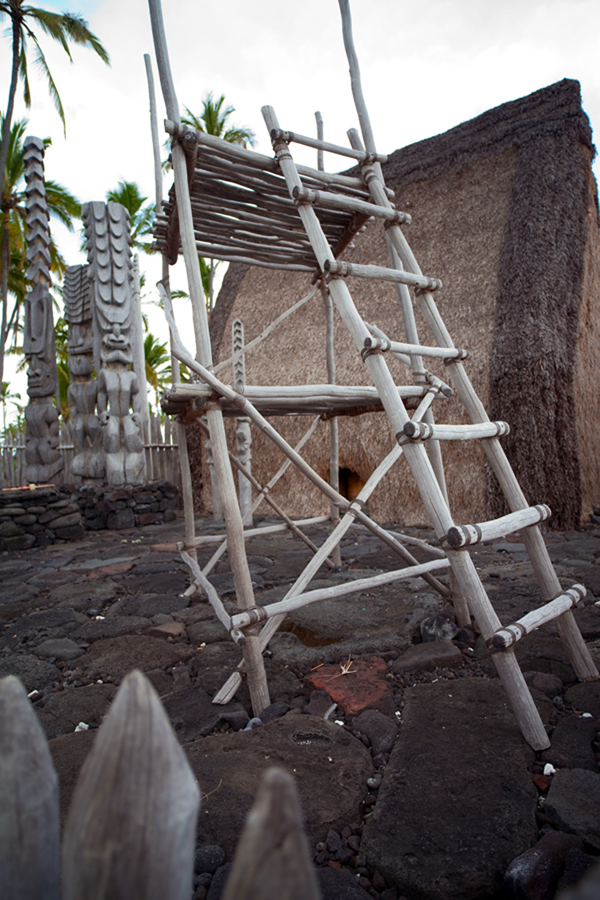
260,104 -> 598,751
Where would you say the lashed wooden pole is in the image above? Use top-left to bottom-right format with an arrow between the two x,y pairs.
144,51 -> 198,561
148,0 -> 270,715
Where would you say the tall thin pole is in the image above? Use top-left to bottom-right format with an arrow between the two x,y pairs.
147,0 -> 270,716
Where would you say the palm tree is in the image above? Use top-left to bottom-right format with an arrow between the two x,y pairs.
106,181 -> 155,255
144,332 -> 171,410
0,116 -> 80,385
0,2 -> 109,196
181,93 -> 256,310
0,379 -> 21,432
182,93 -> 255,148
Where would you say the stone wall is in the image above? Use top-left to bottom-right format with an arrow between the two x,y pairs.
77,482 -> 180,532
0,481 -> 181,552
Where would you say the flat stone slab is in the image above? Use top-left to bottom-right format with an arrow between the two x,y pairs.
162,685 -> 248,742
185,709 -> 373,855
545,769 -> 600,850
360,679 -> 537,900
391,638 -> 463,674
541,715 -> 599,771
108,592 -> 190,618
79,634 -> 195,679
306,656 -> 394,716
119,571 -> 188,595
0,654 -> 60,691
35,638 -> 85,661
69,616 -> 152,643
35,682 -> 116,739
565,681 -> 600,718
277,582 -> 438,648
0,608 -> 86,651
47,579 -> 121,610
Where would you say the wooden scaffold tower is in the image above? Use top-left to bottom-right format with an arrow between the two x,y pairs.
147,0 -> 598,750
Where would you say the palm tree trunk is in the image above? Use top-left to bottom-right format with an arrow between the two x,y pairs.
0,220 -> 10,388
0,15 -> 21,391
0,16 -> 21,197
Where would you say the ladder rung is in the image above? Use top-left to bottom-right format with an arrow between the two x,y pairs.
293,185 -> 410,225
325,259 -> 442,291
443,504 -> 551,549
270,128 -> 388,163
363,335 -> 468,361
401,421 -> 510,444
488,585 -> 586,650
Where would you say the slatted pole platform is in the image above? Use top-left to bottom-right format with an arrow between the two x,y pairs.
148,0 -> 598,749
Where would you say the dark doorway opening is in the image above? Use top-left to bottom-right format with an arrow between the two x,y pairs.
338,467 -> 365,502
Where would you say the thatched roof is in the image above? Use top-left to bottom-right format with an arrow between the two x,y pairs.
199,78 -> 599,531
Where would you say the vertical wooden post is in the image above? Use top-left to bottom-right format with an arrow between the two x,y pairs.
321,285 -> 342,568
148,0 -> 270,715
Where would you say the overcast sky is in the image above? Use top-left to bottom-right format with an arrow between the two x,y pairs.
2,0 -> 600,408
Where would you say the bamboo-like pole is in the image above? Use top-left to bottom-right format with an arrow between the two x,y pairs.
196,416 -> 335,566
315,110 -> 324,173
213,442 -> 446,705
322,284 -> 341,567
489,585 -> 586,650
183,517 -> 330,548
148,0 -> 270,716
444,504 -> 552,549
179,416 -> 324,595
144,50 -> 199,565
214,286 -> 318,375
349,121 -> 596,684
160,282 -> 449,598
263,101 -> 549,749
231,558 -> 451,630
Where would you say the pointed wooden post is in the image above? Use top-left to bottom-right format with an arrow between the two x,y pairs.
0,676 -> 61,900
222,768 -> 321,900
63,670 -> 199,900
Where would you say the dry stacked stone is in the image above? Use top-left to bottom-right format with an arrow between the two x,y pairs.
0,486 -> 84,551
76,481 -> 180,532
0,481 -> 180,550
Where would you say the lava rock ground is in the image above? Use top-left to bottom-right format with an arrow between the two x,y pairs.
2,514 -> 600,899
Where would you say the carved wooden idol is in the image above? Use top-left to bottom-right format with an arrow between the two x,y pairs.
63,264 -> 104,483
83,201 -> 146,484
23,136 -> 64,485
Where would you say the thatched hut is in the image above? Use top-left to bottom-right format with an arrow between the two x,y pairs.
188,78 -> 600,532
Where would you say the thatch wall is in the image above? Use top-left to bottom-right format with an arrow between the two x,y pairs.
190,79 -> 600,531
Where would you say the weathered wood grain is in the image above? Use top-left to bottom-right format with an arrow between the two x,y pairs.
222,768 -> 321,900
62,670 -> 199,900
0,675 -> 60,900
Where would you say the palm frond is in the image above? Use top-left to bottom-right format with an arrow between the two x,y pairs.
30,32 -> 65,131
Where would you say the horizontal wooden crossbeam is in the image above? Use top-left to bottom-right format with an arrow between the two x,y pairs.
488,584 -> 586,650
325,258 -> 442,291
443,504 -> 551,549
401,420 -> 510,443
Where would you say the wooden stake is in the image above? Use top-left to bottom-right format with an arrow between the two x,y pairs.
62,671 -> 199,900
0,675 -> 60,900
222,768 -> 320,900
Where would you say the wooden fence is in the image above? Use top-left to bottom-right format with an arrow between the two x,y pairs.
0,414 -> 180,489
0,671 -> 320,900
